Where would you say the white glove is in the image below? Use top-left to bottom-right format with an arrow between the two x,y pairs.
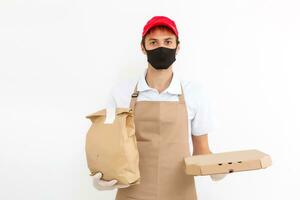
92,172 -> 130,190
210,173 -> 227,181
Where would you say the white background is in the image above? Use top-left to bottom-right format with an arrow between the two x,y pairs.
0,0 -> 299,199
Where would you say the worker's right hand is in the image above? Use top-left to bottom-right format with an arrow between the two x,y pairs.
210,173 -> 227,181
91,172 -> 130,190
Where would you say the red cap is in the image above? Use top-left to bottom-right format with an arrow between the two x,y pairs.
142,16 -> 179,38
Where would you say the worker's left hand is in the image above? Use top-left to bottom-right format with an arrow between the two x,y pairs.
210,173 -> 227,181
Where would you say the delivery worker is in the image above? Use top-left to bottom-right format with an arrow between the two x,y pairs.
91,16 -> 227,199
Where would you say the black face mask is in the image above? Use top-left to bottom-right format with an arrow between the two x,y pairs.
144,46 -> 177,70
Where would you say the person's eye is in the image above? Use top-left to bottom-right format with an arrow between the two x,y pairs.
165,40 -> 172,45
150,41 -> 156,45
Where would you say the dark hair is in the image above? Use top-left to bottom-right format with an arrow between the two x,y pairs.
141,25 -> 180,48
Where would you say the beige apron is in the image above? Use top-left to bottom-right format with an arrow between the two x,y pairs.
115,82 -> 198,200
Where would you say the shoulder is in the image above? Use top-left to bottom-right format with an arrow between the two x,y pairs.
181,79 -> 205,92
180,78 -> 209,105
110,79 -> 137,94
109,78 -> 139,107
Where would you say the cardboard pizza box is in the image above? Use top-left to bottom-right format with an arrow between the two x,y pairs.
184,149 -> 272,176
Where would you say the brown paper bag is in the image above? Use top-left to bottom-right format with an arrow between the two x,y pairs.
85,107 -> 140,185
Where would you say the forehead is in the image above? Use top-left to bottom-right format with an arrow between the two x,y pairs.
144,27 -> 177,40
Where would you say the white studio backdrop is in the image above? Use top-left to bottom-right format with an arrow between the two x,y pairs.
0,0 -> 299,199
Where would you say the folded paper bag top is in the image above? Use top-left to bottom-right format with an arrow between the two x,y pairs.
184,149 -> 272,176
85,107 -> 141,185
86,107 -> 130,123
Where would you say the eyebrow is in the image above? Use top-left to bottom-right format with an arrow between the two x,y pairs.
148,37 -> 174,41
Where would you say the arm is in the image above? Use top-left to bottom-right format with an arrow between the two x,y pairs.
192,134 -> 212,155
189,82 -> 226,181
192,133 -> 227,181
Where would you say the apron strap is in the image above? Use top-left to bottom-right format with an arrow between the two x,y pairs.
129,81 -> 139,111
178,82 -> 185,104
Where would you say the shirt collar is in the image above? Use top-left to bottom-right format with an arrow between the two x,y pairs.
137,69 -> 182,95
